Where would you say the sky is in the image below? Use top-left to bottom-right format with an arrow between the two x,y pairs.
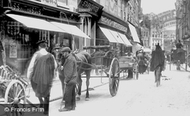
141,0 -> 176,14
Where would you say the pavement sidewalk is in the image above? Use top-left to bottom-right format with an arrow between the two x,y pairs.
25,72 -> 109,104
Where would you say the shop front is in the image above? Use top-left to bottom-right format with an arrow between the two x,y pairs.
0,0 -> 89,75
77,0 -> 103,52
97,11 -> 132,56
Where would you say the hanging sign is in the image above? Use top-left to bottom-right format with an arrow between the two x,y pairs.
78,0 -> 103,17
9,41 -> 17,58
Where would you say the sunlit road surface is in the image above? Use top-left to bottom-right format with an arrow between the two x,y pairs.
49,64 -> 190,116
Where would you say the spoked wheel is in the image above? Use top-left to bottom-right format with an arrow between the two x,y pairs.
109,58 -> 120,97
4,80 -> 26,116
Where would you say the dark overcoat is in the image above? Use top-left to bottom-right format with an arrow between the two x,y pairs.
62,53 -> 78,85
31,53 -> 55,98
150,50 -> 165,72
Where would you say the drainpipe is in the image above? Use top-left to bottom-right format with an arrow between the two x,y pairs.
186,44 -> 188,71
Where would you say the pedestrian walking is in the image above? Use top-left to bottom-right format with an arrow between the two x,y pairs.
58,47 -> 78,112
150,43 -> 165,86
27,40 -> 57,114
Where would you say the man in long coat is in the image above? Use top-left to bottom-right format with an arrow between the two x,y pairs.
150,43 -> 165,83
58,47 -> 78,112
27,40 -> 57,114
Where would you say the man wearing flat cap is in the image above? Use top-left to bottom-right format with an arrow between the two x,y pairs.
27,40 -> 57,114
58,46 -> 78,112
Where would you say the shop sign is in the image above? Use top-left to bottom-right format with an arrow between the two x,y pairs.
41,0 -> 57,7
99,16 -> 128,32
9,41 -> 17,58
12,2 -> 42,15
78,8 -> 91,13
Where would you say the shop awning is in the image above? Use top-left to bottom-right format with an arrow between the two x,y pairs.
6,14 -> 66,33
118,33 -> 132,46
99,27 -> 118,43
128,23 -> 140,43
143,47 -> 152,53
109,30 -> 125,44
132,43 -> 143,55
50,22 -> 90,39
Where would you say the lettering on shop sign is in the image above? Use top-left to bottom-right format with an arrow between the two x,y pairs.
41,0 -> 57,7
78,8 -> 91,13
99,16 -> 127,32
78,0 -> 102,16
12,2 -> 42,15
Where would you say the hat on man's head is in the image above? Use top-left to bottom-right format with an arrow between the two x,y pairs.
54,44 -> 60,50
156,43 -> 160,47
59,47 -> 71,52
155,43 -> 161,50
36,40 -> 48,45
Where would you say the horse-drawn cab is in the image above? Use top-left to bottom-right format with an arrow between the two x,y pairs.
118,52 -> 138,79
83,45 -> 120,96
83,45 -> 118,76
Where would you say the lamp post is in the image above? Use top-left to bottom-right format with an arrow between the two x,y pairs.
169,39 -> 173,71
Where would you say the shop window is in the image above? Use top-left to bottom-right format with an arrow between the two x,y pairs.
0,18 -> 40,74
4,20 -> 35,59
96,39 -> 109,46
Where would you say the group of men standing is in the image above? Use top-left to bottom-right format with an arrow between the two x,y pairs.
26,40 -> 78,114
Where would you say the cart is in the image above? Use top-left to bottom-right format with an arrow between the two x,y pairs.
119,55 -> 138,80
0,65 -> 29,116
83,45 -> 120,97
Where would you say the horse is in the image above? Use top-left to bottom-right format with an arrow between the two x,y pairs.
58,50 -> 92,101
